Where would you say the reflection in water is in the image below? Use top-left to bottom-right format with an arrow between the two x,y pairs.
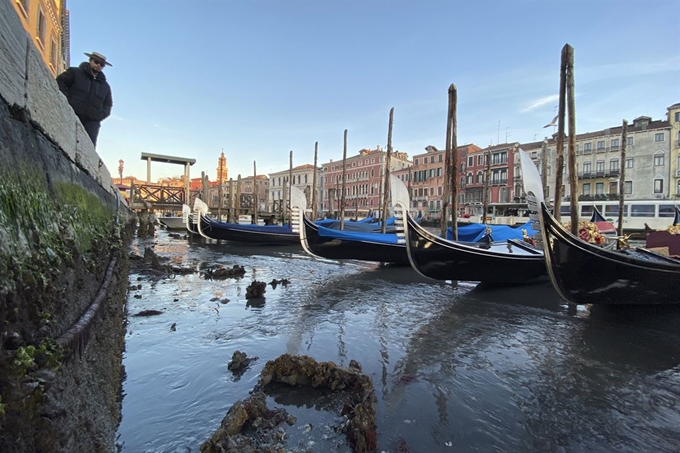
117,230 -> 680,453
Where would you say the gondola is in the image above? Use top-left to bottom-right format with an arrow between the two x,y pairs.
198,214 -> 300,246
519,149 -> 680,305
300,213 -> 410,265
186,199 -> 207,235
195,187 -> 306,246
645,205 -> 680,257
404,212 -> 547,284
299,175 -> 411,265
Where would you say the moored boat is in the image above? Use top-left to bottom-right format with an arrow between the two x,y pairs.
195,187 -> 306,246
404,212 -> 546,284
519,149 -> 680,305
299,175 -> 410,265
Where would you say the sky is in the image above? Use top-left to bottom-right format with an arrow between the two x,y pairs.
66,0 -> 680,182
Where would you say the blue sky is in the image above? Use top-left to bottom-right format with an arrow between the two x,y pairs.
66,0 -> 680,182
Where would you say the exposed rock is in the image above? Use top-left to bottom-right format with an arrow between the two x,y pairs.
245,281 -> 267,299
269,278 -> 290,289
202,265 -> 246,280
228,350 -> 258,377
203,354 -> 378,452
133,310 -> 164,317
200,391 -> 295,453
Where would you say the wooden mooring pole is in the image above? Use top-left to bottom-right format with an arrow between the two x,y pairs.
312,141 -> 318,218
618,120 -> 628,238
566,44 -> 578,235
340,130 -> 348,229
381,108 -> 394,234
253,161 -> 258,224
449,84 -> 459,240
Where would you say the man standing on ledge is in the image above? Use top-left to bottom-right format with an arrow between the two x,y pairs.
56,51 -> 113,147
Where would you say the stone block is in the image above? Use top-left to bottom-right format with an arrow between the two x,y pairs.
98,163 -> 114,195
75,121 -> 100,177
0,0 -> 28,108
26,48 -> 78,160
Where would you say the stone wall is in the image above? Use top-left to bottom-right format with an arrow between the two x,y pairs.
0,0 -> 115,190
0,1 -> 134,451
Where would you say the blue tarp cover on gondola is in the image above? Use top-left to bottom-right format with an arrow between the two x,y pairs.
316,224 -> 402,245
448,220 -> 539,242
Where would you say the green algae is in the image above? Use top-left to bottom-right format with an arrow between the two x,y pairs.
0,166 -> 116,295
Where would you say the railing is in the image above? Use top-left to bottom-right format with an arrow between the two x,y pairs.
578,194 -> 620,201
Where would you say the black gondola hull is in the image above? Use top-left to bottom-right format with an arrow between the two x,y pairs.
199,215 -> 299,246
301,215 -> 409,265
405,213 -> 547,284
541,202 -> 680,305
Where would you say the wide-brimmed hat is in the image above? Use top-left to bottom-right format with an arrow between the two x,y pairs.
84,51 -> 112,66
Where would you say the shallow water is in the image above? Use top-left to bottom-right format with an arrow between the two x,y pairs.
116,230 -> 680,453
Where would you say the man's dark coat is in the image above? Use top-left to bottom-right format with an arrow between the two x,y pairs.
56,62 -> 113,122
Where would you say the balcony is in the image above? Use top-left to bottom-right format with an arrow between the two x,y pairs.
578,194 -> 620,201
490,178 -> 508,186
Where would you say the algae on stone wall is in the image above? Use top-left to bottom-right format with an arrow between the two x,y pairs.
0,166 -> 115,294
0,163 -> 122,448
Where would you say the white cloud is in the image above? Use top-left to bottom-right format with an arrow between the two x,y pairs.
520,94 -> 559,113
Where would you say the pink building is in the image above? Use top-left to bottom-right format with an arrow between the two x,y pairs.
321,146 -> 411,216
409,144 -> 482,219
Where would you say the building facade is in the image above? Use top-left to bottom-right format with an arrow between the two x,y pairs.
408,144 -> 482,219
668,103 -> 680,199
268,164 -> 323,212
12,0 -> 70,77
320,146 -> 411,217
538,115 -> 672,202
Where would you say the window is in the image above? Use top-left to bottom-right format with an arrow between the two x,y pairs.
605,205 -> 627,217
438,154 -> 443,162
430,156 -> 435,164
677,181 -> 680,196
477,155 -> 484,166
610,159 -> 619,172
654,179 -> 663,194
460,163 -> 465,173
17,0 -> 29,16
608,182 -> 617,193
468,156 -> 473,167
37,8 -> 46,47
476,171 -> 483,184
625,158 -> 633,168
627,136 -> 634,146
659,205 -> 677,217
631,204 -> 655,217
438,186 -> 443,196
583,162 -> 592,175
596,161 -> 604,174
654,155 -> 664,166
624,181 -> 632,195
654,133 -> 664,142
610,138 -> 619,150
414,158 -> 419,166
596,183 -> 604,195
597,141 -> 605,152
583,143 -> 592,153
582,183 -> 591,195
675,112 -> 680,122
